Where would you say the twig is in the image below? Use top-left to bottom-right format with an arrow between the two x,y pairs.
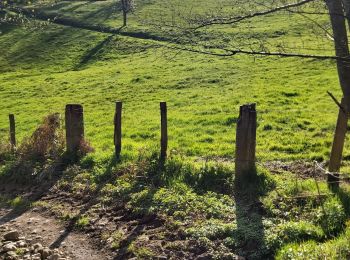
165,45 -> 350,61
313,162 -> 326,215
327,91 -> 346,114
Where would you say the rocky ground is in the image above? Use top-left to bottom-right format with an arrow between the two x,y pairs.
0,210 -> 109,260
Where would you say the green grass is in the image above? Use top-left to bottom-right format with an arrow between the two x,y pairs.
1,0 -> 350,258
276,225 -> 350,259
0,14 -> 345,162
45,152 -> 350,259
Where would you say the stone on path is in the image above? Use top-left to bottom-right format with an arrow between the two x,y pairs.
4,230 -> 19,241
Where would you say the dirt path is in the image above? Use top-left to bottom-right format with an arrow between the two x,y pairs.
0,209 -> 110,260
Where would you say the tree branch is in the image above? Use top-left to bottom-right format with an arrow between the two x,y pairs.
193,0 -> 318,29
165,44 -> 350,62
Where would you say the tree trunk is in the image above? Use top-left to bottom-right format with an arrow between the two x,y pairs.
328,98 -> 348,185
342,0 -> 350,29
326,0 -> 350,187
123,10 -> 127,27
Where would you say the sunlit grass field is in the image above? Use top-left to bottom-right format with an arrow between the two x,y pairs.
0,0 -> 346,163
3,1 -> 350,259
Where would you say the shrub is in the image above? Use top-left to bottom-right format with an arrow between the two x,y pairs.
77,139 -> 94,158
185,219 -> 237,240
18,113 -> 64,161
314,197 -> 346,237
1,113 -> 65,183
265,221 -> 325,252
0,141 -> 12,163
276,226 -> 350,259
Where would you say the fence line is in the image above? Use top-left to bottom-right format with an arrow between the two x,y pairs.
5,102 -> 350,187
3,101 -> 265,180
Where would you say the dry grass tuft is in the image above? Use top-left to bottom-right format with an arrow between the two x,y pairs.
0,141 -> 12,163
18,113 -> 64,161
0,113 -> 66,183
78,139 -> 94,157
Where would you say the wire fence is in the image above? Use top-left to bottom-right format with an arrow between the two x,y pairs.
0,102 -> 346,164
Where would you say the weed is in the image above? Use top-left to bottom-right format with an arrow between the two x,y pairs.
127,242 -> 155,258
75,215 -> 90,229
185,219 -> 237,240
314,197 -> 346,237
276,226 -> 350,259
18,113 -> 64,162
0,114 -> 65,183
265,221 -> 325,252
110,230 -> 125,250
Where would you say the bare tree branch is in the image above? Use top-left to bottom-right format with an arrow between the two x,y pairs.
165,44 -> 350,61
287,9 -> 334,40
193,0 -> 318,29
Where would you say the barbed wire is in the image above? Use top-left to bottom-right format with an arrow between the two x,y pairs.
314,160 -> 350,182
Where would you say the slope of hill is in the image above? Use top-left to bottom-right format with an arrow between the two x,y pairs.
1,0 -> 350,259
0,0 -> 345,161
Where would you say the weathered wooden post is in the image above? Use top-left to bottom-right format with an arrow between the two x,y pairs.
326,0 -> 350,188
114,101 -> 122,158
9,114 -> 16,151
160,102 -> 168,160
328,97 -> 347,187
65,104 -> 84,157
235,104 -> 257,181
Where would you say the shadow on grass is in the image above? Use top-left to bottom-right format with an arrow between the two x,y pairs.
0,158 -> 69,225
0,114 -> 67,224
49,153 -> 122,249
0,23 -> 17,35
332,185 -> 350,217
73,34 -> 114,70
234,168 -> 274,259
0,147 -> 274,258
48,153 -> 163,259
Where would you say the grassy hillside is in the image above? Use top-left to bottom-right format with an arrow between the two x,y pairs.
1,0 -> 350,259
0,0 -> 345,162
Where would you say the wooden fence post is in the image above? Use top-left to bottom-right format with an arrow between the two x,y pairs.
9,114 -> 16,151
65,104 -> 84,157
328,97 -> 348,187
160,102 -> 168,160
114,101 -> 122,158
235,104 -> 257,181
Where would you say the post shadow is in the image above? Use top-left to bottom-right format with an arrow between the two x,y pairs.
0,159 -> 69,225
234,169 -> 270,259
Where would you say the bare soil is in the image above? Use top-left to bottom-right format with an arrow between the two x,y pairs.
0,209 -> 111,260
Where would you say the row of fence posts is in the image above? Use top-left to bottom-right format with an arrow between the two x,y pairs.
7,102 -> 256,180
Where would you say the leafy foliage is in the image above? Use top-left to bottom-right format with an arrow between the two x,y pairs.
315,197 -> 346,237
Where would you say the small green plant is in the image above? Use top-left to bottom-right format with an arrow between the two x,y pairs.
315,197 -> 346,237
265,221 -> 325,252
75,215 -> 90,229
185,219 -> 237,240
9,196 -> 30,211
127,242 -> 155,258
15,248 -> 25,256
276,226 -> 350,259
110,230 -> 125,249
